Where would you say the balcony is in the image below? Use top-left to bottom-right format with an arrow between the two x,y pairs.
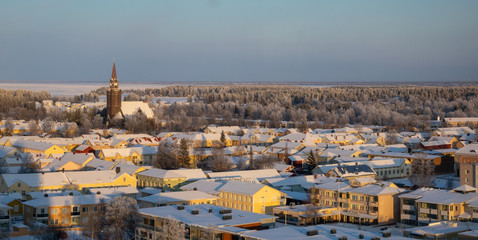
441,211 -> 448,216
402,205 -> 415,211
400,214 -> 414,220
71,212 -> 80,216
419,208 -> 430,214
34,214 -> 49,218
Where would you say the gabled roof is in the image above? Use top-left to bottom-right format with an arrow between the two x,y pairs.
207,169 -> 280,182
138,168 -> 207,181
64,170 -> 131,185
1,172 -> 70,188
218,181 -> 270,196
180,180 -> 226,195
12,139 -> 58,152
138,191 -> 218,204
121,101 -> 154,118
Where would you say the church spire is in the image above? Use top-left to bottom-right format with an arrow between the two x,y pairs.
111,60 -> 117,80
109,61 -> 119,89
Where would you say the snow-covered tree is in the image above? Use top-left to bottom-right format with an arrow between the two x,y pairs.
158,217 -> 187,240
104,196 -> 139,240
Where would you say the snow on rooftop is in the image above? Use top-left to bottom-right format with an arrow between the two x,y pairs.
207,169 -> 280,182
138,168 -> 207,181
139,204 -> 276,228
138,190 -> 218,204
121,101 -> 154,118
23,195 -> 110,208
218,180 -> 271,196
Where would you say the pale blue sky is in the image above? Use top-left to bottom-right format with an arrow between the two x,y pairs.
1,0 -> 477,83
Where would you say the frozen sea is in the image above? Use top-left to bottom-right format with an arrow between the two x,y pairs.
0,82 -> 172,96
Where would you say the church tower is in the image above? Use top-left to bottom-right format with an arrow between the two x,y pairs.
107,61 -> 122,119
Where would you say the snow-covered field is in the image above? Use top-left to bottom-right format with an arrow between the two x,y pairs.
0,82 -> 171,96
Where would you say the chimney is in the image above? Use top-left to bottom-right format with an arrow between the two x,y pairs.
314,174 -> 318,179
115,167 -> 121,174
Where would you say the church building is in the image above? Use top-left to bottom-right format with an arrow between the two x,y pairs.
106,61 -> 154,120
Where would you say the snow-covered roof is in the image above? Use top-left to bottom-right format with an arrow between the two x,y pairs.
414,189 -> 478,205
138,168 -> 207,181
1,172 -> 71,188
84,158 -> 118,170
87,186 -> 139,196
218,181 -> 276,196
12,139 -> 59,152
64,170 -> 131,185
180,180 -> 225,195
456,144 -> 478,156
27,190 -> 82,199
207,169 -> 280,182
121,101 -> 154,118
99,146 -> 157,158
138,191 -> 218,204
344,183 -> 405,196
139,204 -> 276,228
23,195 -> 110,208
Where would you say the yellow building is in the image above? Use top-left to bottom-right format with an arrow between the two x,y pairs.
136,168 -> 207,190
217,180 -> 286,215
97,146 -> 156,165
0,170 -> 136,194
64,170 -> 137,191
23,195 -> 110,228
12,139 -> 66,157
137,190 -> 218,208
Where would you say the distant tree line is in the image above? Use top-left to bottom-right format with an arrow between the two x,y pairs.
131,85 -> 478,131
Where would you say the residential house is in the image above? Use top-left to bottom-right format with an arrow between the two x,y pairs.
11,139 -> 66,157
325,163 -> 376,180
369,158 -> 412,180
97,146 -> 157,165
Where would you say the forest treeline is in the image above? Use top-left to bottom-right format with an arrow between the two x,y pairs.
1,86 -> 477,134
126,85 -> 478,131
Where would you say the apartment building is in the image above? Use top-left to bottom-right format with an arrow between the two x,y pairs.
23,195 -> 110,228
455,144 -> 478,187
399,185 -> 478,226
136,204 -> 276,240
310,178 -> 405,225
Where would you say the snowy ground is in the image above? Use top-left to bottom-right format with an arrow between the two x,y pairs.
0,82 -> 171,96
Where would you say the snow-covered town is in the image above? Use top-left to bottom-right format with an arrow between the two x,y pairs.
1,112 -> 478,239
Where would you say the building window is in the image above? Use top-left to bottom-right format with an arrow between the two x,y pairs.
466,178 -> 470,183
82,207 -> 88,213
62,208 -> 68,214
466,170 -> 470,174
